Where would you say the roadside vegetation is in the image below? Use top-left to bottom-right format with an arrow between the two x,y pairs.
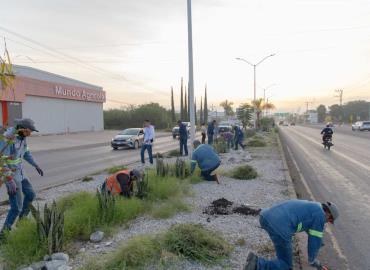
1,168 -> 199,269
227,164 -> 258,180
81,223 -> 232,270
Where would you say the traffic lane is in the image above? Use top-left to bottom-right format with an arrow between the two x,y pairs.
290,126 -> 370,170
280,127 -> 370,270
25,136 -> 183,189
301,124 -> 370,140
0,136 -> 190,201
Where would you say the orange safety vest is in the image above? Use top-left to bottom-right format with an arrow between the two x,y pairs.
105,170 -> 130,195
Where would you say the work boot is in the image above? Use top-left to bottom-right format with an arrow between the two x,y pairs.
244,252 -> 258,270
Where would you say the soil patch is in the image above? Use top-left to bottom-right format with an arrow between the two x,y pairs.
204,198 -> 261,216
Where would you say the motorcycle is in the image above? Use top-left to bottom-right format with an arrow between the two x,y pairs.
322,135 -> 333,150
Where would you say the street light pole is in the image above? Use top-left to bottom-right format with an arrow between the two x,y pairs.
236,53 -> 276,128
187,0 -> 196,154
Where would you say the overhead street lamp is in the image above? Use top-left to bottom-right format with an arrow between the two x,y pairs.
236,54 -> 276,102
236,54 -> 276,128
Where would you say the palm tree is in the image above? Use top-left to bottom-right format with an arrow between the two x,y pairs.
262,101 -> 275,116
219,100 -> 235,119
252,98 -> 264,129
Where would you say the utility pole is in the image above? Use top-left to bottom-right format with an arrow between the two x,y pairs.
187,0 -> 196,154
335,89 -> 344,123
304,101 -> 314,124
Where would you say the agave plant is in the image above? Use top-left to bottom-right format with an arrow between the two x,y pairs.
156,154 -> 169,177
30,201 -> 65,254
174,158 -> 190,179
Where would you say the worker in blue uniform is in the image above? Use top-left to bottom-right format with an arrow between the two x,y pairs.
244,200 -> 339,270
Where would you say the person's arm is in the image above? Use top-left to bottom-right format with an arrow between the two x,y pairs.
23,146 -> 43,176
307,213 -> 325,264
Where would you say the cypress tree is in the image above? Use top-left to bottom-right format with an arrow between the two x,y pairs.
204,84 -> 208,124
184,88 -> 188,121
180,78 -> 184,120
194,97 -> 198,126
200,96 -> 203,124
171,87 -> 175,123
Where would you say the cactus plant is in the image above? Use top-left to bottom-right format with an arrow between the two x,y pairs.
30,201 -> 64,254
156,154 -> 169,177
96,188 -> 116,224
174,158 -> 190,179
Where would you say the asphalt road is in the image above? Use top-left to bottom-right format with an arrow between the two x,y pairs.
0,135 -> 188,200
280,125 -> 370,270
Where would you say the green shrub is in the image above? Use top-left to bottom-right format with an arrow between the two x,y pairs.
213,138 -> 228,154
244,129 -> 256,138
0,219 -> 47,269
229,165 -> 258,180
247,139 -> 266,147
164,224 -> 232,264
167,149 -> 180,157
147,171 -> 188,201
82,224 -> 231,269
106,165 -> 127,174
150,198 -> 190,219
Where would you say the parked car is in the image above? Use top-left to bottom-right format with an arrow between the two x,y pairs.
352,121 -> 370,131
172,122 -> 191,139
218,125 -> 232,134
290,122 -> 296,126
111,128 -> 144,149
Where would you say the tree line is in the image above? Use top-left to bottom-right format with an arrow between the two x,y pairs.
316,100 -> 370,123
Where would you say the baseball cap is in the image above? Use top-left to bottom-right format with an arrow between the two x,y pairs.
14,118 -> 38,132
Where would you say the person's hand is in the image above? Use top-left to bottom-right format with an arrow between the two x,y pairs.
35,166 -> 44,176
310,259 -> 329,270
5,179 -> 17,195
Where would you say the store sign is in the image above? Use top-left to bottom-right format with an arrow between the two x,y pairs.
54,86 -> 105,102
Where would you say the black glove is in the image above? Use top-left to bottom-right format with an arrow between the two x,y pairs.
35,166 -> 44,176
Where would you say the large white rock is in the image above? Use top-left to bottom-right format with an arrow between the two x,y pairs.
90,231 -> 104,243
51,253 -> 69,263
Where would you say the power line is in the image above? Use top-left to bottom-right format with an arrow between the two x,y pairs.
0,26 -> 127,81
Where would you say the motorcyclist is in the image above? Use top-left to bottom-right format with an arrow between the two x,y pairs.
321,123 -> 333,143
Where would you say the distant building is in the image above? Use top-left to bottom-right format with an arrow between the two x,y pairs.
307,110 -> 318,124
0,65 -> 105,134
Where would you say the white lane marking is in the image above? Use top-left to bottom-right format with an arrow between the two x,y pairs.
288,127 -> 370,173
283,131 -> 349,267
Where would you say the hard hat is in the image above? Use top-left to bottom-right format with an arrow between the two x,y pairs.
14,118 -> 38,132
324,201 -> 339,223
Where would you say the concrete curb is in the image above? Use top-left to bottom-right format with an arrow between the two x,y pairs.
276,131 -> 311,270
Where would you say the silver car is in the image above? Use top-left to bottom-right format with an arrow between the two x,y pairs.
352,121 -> 370,131
111,128 -> 144,149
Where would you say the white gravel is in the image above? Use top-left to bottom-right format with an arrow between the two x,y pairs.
0,135 -> 294,270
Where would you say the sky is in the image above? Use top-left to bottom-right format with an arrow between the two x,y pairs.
1,0 -> 370,113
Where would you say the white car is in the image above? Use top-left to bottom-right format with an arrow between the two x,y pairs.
352,121 -> 370,131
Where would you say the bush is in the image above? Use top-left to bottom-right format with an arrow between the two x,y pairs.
150,198 -> 190,219
167,149 -> 180,157
164,224 -> 232,264
106,165 -> 127,174
147,171 -> 189,201
82,223 -> 231,269
247,139 -> 266,147
213,137 -> 228,154
229,165 -> 258,180
0,219 -> 47,269
244,128 -> 256,138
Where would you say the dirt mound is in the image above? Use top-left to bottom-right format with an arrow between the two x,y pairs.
233,206 -> 261,216
212,198 -> 233,208
204,198 -> 261,217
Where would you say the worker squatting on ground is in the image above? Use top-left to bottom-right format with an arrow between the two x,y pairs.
102,168 -> 143,197
244,199 -> 339,270
191,140 -> 220,184
0,118 -> 44,239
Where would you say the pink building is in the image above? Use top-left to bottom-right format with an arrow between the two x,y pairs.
0,65 -> 106,134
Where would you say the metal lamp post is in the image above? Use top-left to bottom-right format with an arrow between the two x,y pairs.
187,0 -> 196,154
236,54 -> 275,128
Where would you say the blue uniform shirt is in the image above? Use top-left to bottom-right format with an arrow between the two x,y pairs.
178,123 -> 188,140
261,200 -> 326,263
191,144 -> 220,173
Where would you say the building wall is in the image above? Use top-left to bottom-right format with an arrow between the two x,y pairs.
22,96 -> 103,134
